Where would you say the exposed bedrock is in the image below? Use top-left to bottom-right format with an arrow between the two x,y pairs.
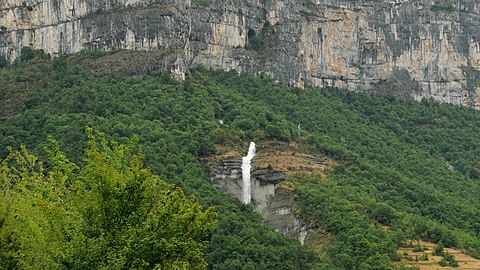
1,0 -> 479,107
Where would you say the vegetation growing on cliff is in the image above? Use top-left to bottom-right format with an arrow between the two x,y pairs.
1,51 -> 480,269
0,54 -> 8,68
430,4 -> 459,12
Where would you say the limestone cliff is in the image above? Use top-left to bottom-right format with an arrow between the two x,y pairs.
1,0 -> 479,106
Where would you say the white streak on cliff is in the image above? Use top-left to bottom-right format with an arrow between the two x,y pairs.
242,142 -> 255,204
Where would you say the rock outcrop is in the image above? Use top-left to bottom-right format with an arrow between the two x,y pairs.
207,142 -> 332,243
263,186 -> 308,242
208,157 -> 245,202
208,156 -> 313,243
2,0 -> 479,107
208,157 -> 284,214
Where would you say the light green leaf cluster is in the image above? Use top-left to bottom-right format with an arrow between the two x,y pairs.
0,129 -> 216,269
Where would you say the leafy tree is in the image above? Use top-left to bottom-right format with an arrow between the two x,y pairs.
19,46 -> 47,62
19,46 -> 36,62
52,55 -> 66,71
2,52 -> 480,268
433,241 -> 444,256
0,130 -> 217,269
369,202 -> 397,226
265,124 -> 283,139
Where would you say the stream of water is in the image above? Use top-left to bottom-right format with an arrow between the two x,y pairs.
242,142 -> 256,204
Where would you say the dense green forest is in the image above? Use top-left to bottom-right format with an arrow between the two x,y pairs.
1,49 -> 480,269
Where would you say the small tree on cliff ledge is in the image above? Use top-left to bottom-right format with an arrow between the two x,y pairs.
0,129 -> 217,269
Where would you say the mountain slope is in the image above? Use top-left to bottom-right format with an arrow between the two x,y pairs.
1,52 -> 480,269
1,0 -> 480,106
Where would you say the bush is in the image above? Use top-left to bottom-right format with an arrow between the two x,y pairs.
440,252 -> 459,267
370,202 -> 397,225
19,46 -> 47,62
0,54 -> 8,68
413,245 -> 425,252
417,253 -> 428,261
0,131 -> 217,269
52,55 -> 67,71
433,241 -> 444,256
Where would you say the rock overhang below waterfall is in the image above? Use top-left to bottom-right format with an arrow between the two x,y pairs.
252,168 -> 284,185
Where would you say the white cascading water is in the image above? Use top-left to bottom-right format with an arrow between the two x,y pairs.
242,142 -> 256,204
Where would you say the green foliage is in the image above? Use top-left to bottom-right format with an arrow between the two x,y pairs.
0,130 -> 216,269
368,202 -> 397,226
247,23 -> 274,52
293,177 -> 398,269
1,52 -> 480,268
19,46 -> 48,62
412,245 -> 423,252
439,252 -> 459,267
201,69 -> 480,261
265,124 -> 284,140
417,253 -> 428,261
430,4 -> 458,12
0,54 -> 8,68
433,241 -> 444,256
52,55 -> 67,71
0,56 -> 317,269
249,32 -> 265,51
205,210 -> 321,269
302,0 -> 315,8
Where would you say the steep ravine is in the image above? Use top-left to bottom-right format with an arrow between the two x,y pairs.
1,0 -> 480,107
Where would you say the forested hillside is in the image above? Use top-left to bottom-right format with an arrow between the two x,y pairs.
1,50 -> 480,269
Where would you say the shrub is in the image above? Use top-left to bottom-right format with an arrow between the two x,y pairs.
19,46 -> 47,62
0,54 -> 8,68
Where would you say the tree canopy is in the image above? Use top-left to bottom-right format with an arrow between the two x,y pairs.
0,129 -> 216,269
1,50 -> 480,269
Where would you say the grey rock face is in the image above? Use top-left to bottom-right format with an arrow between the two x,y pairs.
208,157 -> 243,199
251,168 -> 284,214
263,186 -> 306,240
208,157 -> 284,214
2,0 -> 480,107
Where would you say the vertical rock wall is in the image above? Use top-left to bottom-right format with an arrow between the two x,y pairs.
208,157 -> 283,215
1,0 -> 479,107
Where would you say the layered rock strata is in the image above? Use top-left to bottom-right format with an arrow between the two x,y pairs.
208,157 -> 284,214
1,0 -> 479,107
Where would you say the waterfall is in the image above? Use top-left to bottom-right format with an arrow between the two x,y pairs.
242,142 -> 256,204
